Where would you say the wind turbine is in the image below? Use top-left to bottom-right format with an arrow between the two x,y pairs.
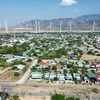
69,20 -> 73,32
4,19 -> 8,33
60,20 -> 62,33
93,20 -> 96,32
14,30 -> 16,39
26,23 -> 29,31
0,23 -> 2,29
35,20 -> 38,33
38,21 -> 40,33
49,22 -> 52,32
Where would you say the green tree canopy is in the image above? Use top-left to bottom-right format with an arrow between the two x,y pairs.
51,94 -> 65,100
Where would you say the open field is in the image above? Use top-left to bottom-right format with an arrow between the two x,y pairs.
0,30 -> 100,34
80,54 -> 100,62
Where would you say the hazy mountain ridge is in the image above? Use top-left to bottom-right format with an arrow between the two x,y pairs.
76,14 -> 100,20
14,14 -> 100,31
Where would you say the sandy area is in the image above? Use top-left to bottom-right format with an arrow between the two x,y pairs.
20,96 -> 50,100
80,54 -> 100,61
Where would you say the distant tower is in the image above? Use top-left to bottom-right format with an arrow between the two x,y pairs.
4,19 -> 8,33
93,20 -> 95,32
49,22 -> 52,32
60,20 -> 62,33
35,20 -> 38,33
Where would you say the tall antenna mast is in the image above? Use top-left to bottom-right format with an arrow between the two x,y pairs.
60,20 -> 62,33
4,19 -> 8,33
35,20 -> 38,33
93,20 -> 95,32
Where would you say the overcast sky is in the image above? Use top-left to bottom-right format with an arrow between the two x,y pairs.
0,0 -> 100,26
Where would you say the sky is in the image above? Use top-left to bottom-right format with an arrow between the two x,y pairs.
0,0 -> 100,26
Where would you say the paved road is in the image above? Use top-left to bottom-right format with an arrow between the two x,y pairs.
3,89 -> 100,100
17,59 -> 37,84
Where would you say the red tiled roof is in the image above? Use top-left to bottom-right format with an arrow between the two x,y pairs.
40,62 -> 48,65
95,73 -> 100,80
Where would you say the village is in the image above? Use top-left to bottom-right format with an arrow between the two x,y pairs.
0,32 -> 100,100
0,32 -> 100,84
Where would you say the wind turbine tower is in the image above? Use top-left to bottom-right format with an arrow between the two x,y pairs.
60,20 -> 62,33
69,20 -> 73,32
0,23 -> 2,30
49,22 -> 52,32
35,20 -> 38,33
38,21 -> 40,33
93,20 -> 95,32
4,19 -> 8,33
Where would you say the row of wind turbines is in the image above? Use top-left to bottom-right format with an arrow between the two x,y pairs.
0,19 -> 96,33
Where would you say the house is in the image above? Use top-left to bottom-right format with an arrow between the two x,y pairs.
0,92 -> 8,100
30,72 -> 43,80
17,64 -> 25,70
95,73 -> 100,82
87,71 -> 97,83
2,54 -> 13,59
57,73 -> 65,81
42,60 -> 56,66
6,58 -> 17,63
65,73 -> 73,83
83,76 -> 89,83
77,61 -> 84,68
74,73 -> 81,81
44,72 -> 50,79
49,72 -> 56,80
39,62 -> 48,68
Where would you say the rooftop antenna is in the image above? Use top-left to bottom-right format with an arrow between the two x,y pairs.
60,20 -> 62,33
4,19 -> 8,33
35,20 -> 38,33
93,20 -> 95,32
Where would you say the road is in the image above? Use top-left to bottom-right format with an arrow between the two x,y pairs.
17,59 -> 37,84
0,67 -> 11,75
83,39 -> 100,53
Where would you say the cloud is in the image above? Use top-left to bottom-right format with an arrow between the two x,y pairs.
60,0 -> 77,6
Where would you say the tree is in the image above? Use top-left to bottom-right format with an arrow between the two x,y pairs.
54,77 -> 59,81
51,94 -> 65,100
12,95 -> 20,100
73,66 -> 78,73
52,66 -> 57,71
14,72 -> 20,77
66,97 -> 80,100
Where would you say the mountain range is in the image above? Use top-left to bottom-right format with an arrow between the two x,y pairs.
14,14 -> 100,31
